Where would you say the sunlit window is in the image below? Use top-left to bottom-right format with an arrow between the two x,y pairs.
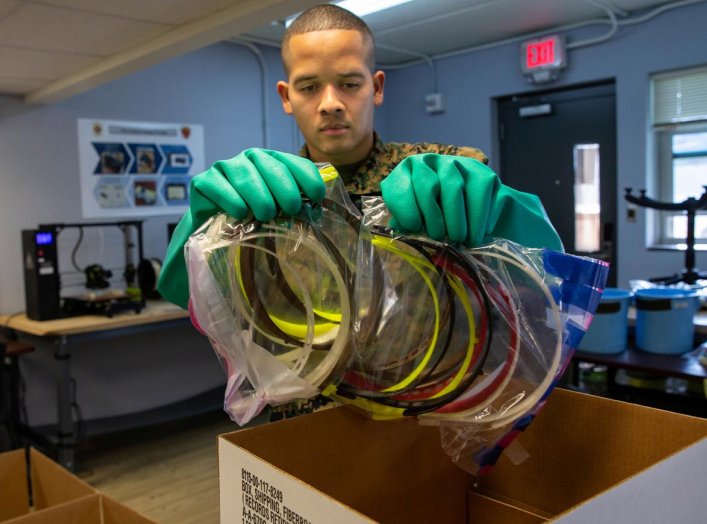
667,131 -> 707,240
651,66 -> 707,247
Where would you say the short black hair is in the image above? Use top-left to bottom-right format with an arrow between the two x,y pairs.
281,4 -> 375,73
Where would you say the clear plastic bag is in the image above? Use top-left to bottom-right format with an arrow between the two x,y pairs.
185,167 -> 608,476
430,245 -> 608,476
186,165 -> 361,424
325,196 -> 608,476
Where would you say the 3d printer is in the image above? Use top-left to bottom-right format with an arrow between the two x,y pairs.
22,221 -> 161,320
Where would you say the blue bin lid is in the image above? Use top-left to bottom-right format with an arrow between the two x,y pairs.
634,288 -> 699,300
600,288 -> 632,301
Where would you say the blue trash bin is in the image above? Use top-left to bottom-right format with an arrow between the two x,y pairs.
634,288 -> 701,355
578,288 -> 632,354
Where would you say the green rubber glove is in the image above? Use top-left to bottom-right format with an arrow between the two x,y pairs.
380,153 -> 563,251
157,148 -> 326,309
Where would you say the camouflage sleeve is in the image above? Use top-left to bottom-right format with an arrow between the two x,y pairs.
392,142 -> 488,165
348,139 -> 489,195
434,144 -> 489,164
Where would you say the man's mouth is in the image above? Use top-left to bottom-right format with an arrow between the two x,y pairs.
320,124 -> 349,136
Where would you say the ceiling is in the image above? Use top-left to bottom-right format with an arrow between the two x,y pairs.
0,0 -> 699,105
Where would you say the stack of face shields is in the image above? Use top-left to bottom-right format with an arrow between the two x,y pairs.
186,165 -> 362,424
325,197 -> 608,475
186,166 -> 608,475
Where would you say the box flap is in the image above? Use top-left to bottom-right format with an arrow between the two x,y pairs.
220,442 -> 374,524
468,492 -> 546,524
101,494 -> 159,524
222,407 -> 471,523
476,389 -> 707,516
554,437 -> 707,522
29,448 -> 96,509
2,494 -> 100,524
2,493 -> 158,524
0,449 -> 31,520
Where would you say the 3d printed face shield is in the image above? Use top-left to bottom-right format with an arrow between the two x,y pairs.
227,223 -> 353,385
186,164 -> 369,423
427,247 -> 609,477
186,214 -> 352,423
419,243 -> 564,429
329,234 -> 565,425
349,195 -> 574,429
331,230 -> 493,417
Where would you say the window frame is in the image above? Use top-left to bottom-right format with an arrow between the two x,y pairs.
650,66 -> 707,249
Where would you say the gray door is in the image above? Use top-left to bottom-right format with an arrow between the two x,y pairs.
497,81 -> 617,285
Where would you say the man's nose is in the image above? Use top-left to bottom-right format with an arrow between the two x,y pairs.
318,85 -> 344,115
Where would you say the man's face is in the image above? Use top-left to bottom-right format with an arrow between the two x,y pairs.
277,29 -> 384,166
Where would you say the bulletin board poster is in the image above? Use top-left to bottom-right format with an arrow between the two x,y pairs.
77,118 -> 204,218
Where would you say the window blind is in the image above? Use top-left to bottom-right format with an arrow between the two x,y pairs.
653,65 -> 707,125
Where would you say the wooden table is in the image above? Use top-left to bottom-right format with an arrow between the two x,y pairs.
0,301 -> 190,470
568,307 -> 707,416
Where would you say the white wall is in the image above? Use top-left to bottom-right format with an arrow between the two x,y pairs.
5,5 -> 706,310
378,1 -> 707,287
3,2 -> 707,426
0,42 -> 298,426
0,41 -> 299,314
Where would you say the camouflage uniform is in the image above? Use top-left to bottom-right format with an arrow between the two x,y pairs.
300,132 -> 488,195
269,133 -> 487,422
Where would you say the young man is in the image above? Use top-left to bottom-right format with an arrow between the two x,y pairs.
157,3 -> 561,310
276,5 -> 487,190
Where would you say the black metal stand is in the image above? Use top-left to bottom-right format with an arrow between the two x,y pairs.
624,187 -> 707,285
39,221 -> 145,274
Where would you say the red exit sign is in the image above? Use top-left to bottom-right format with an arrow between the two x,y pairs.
527,38 -> 556,68
520,35 -> 566,76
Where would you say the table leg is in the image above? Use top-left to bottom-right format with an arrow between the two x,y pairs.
605,366 -> 620,399
7,354 -> 22,449
53,336 -> 75,471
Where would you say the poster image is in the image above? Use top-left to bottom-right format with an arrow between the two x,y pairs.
134,180 -> 158,206
93,143 -> 129,174
100,151 -> 126,174
136,147 -> 157,173
78,119 -> 204,218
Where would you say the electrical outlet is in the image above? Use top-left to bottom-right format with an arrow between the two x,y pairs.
425,93 -> 446,114
627,206 -> 637,223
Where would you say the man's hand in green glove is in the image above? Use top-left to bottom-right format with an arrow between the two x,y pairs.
380,153 -> 563,251
158,148 -> 326,309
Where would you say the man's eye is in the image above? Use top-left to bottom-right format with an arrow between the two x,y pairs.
342,83 -> 360,90
298,84 -> 317,93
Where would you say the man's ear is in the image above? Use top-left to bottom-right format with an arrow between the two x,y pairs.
277,81 -> 293,114
373,71 -> 385,106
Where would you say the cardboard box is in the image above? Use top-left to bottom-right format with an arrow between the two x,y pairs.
0,448 -> 156,524
219,389 -> 707,523
2,494 -> 157,524
0,448 -> 95,522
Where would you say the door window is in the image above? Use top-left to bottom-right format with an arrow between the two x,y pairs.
574,144 -> 601,253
